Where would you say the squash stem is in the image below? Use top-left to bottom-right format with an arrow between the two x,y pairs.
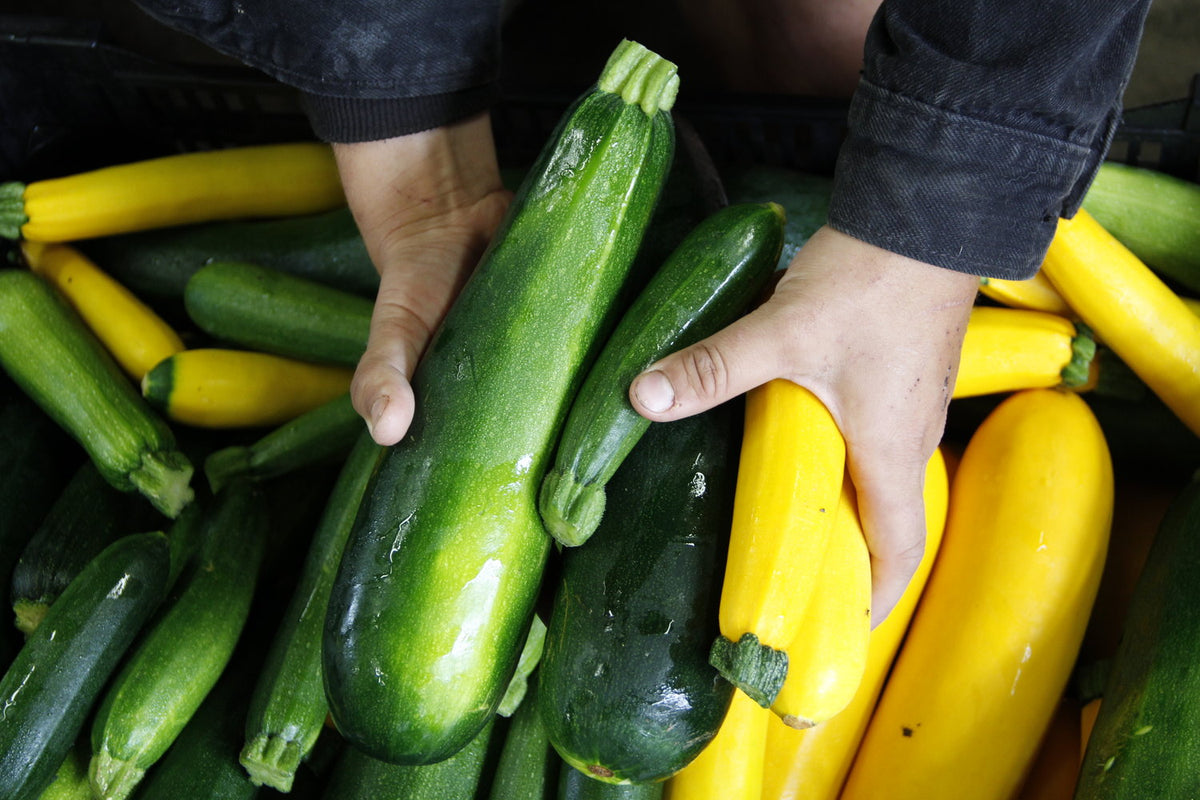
708,632 -> 789,708
129,449 -> 195,519
240,734 -> 305,793
597,40 -> 679,115
12,599 -> 47,637
538,467 -> 607,547
89,750 -> 145,800
0,182 -> 26,240
1060,323 -> 1097,389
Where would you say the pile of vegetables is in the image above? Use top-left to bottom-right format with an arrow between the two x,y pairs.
1,35 -> 1198,800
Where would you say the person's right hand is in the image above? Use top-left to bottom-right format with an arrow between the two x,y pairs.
333,113 -> 512,446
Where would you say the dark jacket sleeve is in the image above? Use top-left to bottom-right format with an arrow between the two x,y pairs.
826,0 -> 1152,280
129,0 -> 503,142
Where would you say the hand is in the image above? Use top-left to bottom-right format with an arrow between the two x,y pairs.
333,114 -> 511,445
628,225 -> 979,625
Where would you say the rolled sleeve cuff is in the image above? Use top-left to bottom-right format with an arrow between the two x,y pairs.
827,80 -> 1105,280
301,83 -> 500,143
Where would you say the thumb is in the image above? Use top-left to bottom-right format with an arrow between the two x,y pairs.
628,306 -> 787,422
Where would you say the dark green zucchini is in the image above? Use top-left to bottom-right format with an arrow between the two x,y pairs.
538,404 -> 737,784
1075,475 -> 1200,797
240,431 -> 384,793
319,718 -> 499,800
489,674 -> 561,800
0,531 -> 171,800
78,206 -> 378,300
184,262 -> 372,367
539,201 -> 783,546
557,768 -> 663,800
323,39 -> 678,766
204,392 -> 364,493
0,269 -> 194,518
90,479 -> 270,800
11,460 -> 159,635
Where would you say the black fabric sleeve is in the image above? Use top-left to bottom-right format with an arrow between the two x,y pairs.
826,0 -> 1153,280
129,0 -> 503,141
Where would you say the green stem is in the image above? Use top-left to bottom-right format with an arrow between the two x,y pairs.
597,40 -> 679,115
129,449 -> 195,519
538,467 -> 607,547
0,182 -> 27,240
1060,322 -> 1097,389
708,632 -> 789,708
240,734 -> 304,792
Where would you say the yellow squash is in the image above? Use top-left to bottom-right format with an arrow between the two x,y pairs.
1041,208 -> 1200,435
759,449 -> 949,800
663,689 -> 769,800
978,271 -> 1073,316
141,348 -> 353,428
19,241 -> 184,380
953,305 -> 1094,398
711,379 -> 846,707
769,472 -> 870,730
840,388 -> 1113,800
2,142 -> 344,242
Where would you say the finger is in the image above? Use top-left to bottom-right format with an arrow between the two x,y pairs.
846,443 -> 930,627
628,304 -> 792,422
351,286 -> 433,446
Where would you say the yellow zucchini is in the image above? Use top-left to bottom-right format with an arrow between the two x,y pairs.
759,449 -> 949,800
661,689 -> 768,800
19,241 -> 185,380
954,306 -> 1094,398
978,271 -> 1072,316
1,143 -> 344,243
769,472 -> 870,730
1040,208 -> 1200,436
840,388 -> 1113,800
141,348 -> 353,428
708,379 -> 845,708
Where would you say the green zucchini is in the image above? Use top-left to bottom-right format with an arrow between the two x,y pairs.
557,768 -> 663,800
204,392 -> 364,493
319,718 -> 499,800
89,479 -> 270,800
0,269 -> 194,518
11,461 -> 159,635
34,738 -> 92,800
489,674 -> 561,800
538,406 -> 737,785
1075,474 -> 1200,797
184,262 -> 372,367
78,206 -> 378,300
132,650 -> 263,800
721,164 -> 832,271
240,431 -> 384,792
0,531 -> 171,800
1081,161 -> 1200,293
322,39 -> 678,765
539,201 -> 783,546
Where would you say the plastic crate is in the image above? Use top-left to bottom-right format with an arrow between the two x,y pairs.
3,15 -> 1197,184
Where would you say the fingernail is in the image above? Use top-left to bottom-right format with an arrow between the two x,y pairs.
634,371 -> 675,413
368,395 -> 388,436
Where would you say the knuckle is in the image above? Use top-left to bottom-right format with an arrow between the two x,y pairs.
676,342 -> 730,402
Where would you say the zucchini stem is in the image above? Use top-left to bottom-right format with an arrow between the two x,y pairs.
708,632 -> 789,708
89,750 -> 145,800
538,467 -> 607,547
129,449 -> 195,519
1060,323 -> 1097,389
0,182 -> 26,240
240,734 -> 304,793
597,39 -> 679,115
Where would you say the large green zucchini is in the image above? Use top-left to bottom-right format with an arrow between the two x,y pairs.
538,406 -> 738,785
322,39 -> 678,765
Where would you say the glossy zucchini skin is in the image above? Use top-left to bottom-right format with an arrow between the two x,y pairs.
90,480 -> 269,800
184,262 -> 372,367
323,41 -> 677,766
11,460 -> 158,634
1076,476 -> 1200,798
557,768 -> 664,800
539,201 -> 783,546
489,676 -> 561,800
319,718 -> 498,800
240,432 -> 384,792
0,269 -> 193,518
538,405 -> 738,784
0,532 -> 171,800
79,206 -> 378,299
